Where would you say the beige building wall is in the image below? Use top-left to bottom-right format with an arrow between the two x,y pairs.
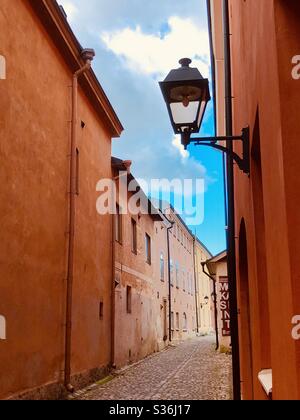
194,240 -> 213,335
155,209 -> 197,344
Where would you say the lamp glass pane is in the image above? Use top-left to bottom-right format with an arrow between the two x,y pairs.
170,101 -> 199,124
197,100 -> 207,126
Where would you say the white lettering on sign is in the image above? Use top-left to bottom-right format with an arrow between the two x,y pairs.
219,277 -> 231,337
292,55 -> 300,80
0,315 -> 6,340
0,55 -> 6,80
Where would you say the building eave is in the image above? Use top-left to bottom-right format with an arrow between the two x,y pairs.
207,250 -> 227,264
28,0 -> 124,138
112,158 -> 164,223
195,238 -> 212,258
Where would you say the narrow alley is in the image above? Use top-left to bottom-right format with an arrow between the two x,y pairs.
74,337 -> 232,401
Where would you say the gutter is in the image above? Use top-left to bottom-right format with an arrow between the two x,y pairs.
193,237 -> 200,334
28,0 -> 123,137
206,0 -> 241,400
166,222 -> 174,342
206,0 -> 228,229
64,49 -> 95,393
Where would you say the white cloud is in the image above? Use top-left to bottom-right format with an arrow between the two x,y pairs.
172,135 -> 190,159
59,1 -> 79,22
101,16 -> 210,78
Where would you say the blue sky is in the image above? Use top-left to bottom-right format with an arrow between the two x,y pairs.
60,0 -> 226,255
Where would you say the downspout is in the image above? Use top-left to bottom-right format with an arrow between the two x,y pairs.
201,262 -> 219,351
65,49 -> 95,392
110,192 -> 116,369
166,223 -> 173,342
223,0 -> 241,400
193,237 -> 200,334
206,0 -> 228,235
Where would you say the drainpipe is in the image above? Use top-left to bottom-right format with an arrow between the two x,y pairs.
193,237 -> 200,334
166,223 -> 173,342
65,49 -> 95,393
201,262 -> 219,351
223,0 -> 241,400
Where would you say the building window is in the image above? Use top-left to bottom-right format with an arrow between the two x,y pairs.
160,252 -> 165,281
76,148 -> 80,195
131,219 -> 137,254
176,262 -> 180,288
183,313 -> 188,331
0,55 -> 6,80
171,312 -> 174,331
182,269 -> 185,292
115,204 -> 122,243
176,313 -> 180,330
170,260 -> 174,286
126,286 -> 132,314
99,302 -> 104,320
145,233 -> 151,265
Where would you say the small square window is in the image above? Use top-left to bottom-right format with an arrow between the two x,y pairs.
131,219 -> 137,254
115,204 -> 123,244
127,286 -> 132,314
99,302 -> 104,320
145,234 -> 151,265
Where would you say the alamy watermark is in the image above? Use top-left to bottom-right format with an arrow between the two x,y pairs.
292,316 -> 300,341
96,172 -> 205,226
292,55 -> 300,80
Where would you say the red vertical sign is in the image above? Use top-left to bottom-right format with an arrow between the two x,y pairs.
219,277 -> 231,337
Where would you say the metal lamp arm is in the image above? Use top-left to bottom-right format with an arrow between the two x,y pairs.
195,142 -> 245,173
182,127 -> 250,175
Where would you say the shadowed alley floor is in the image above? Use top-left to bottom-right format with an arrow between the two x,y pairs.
74,336 -> 233,401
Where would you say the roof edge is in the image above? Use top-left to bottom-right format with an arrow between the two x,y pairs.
28,0 -> 124,137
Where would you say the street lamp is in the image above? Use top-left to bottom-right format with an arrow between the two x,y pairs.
160,58 -> 250,175
200,296 -> 209,309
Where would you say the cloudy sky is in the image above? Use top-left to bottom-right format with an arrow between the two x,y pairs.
60,0 -> 226,255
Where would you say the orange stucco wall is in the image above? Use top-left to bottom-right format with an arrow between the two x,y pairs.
229,0 -> 300,400
0,0 -> 114,399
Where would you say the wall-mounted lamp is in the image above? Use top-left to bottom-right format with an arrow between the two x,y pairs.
159,58 -> 250,175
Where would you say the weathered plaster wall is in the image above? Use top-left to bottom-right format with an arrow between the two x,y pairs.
230,0 -> 300,400
0,0 -> 114,399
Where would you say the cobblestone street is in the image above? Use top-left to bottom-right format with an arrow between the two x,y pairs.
76,336 -> 233,401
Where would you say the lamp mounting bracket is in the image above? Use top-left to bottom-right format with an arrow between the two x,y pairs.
181,127 -> 250,175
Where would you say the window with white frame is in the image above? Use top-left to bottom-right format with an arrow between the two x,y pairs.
160,252 -> 165,281
170,260 -> 174,286
176,262 -> 180,288
183,313 -> 188,331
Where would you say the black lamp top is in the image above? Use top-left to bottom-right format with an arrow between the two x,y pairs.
162,58 -> 205,83
179,58 -> 192,67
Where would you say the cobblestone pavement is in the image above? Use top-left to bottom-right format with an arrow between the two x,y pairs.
76,336 -> 232,401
